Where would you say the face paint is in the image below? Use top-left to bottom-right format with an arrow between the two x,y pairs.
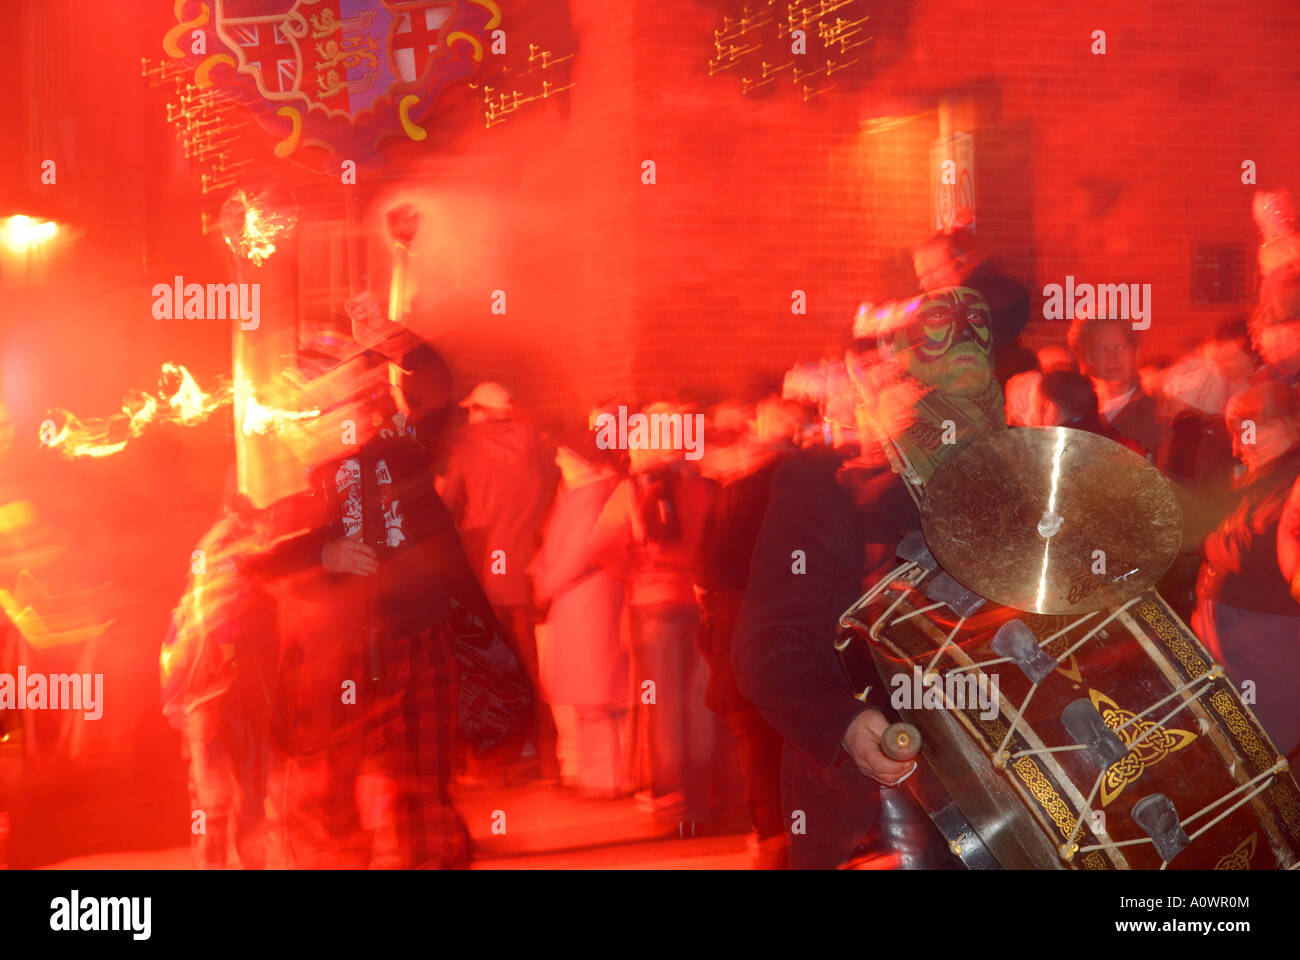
893,288 -> 994,398
899,288 -> 993,362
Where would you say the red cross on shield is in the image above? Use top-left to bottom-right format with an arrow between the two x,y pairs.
391,4 -> 451,83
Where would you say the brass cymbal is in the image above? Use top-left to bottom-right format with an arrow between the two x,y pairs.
919,427 -> 1183,614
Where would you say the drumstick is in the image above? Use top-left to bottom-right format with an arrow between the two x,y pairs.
880,722 -> 922,762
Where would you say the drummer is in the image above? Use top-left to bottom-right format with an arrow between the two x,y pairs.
731,287 -> 1005,869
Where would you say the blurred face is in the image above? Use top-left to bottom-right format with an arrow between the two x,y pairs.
755,401 -> 801,445
896,287 -> 994,398
1212,339 -> 1255,383
1037,345 -> 1075,374
1254,321 -> 1300,371
555,445 -> 598,486
1082,323 -> 1137,385
912,241 -> 964,292
387,361 -> 449,424
629,444 -> 674,473
628,406 -> 682,473
1030,393 -> 1070,427
1227,400 -> 1298,471
1138,364 -> 1165,398
465,403 -> 511,424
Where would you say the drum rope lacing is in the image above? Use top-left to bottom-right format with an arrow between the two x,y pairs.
1055,666 -> 1216,858
942,610 -> 1103,676
892,601 -> 945,627
1073,761 -> 1284,869
1122,673 -> 1217,743
834,561 -> 918,650
922,616 -> 967,678
1009,670 -> 1217,761
990,598 -> 1141,769
1050,664 -> 1286,867
1179,762 -> 1284,840
840,570 -> 1297,869
871,589 -> 916,641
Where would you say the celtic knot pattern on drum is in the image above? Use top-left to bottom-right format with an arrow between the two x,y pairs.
974,716 -> 1010,756
1267,784 -> 1300,842
1137,601 -> 1208,678
1011,757 -> 1077,838
1093,689 -> 1197,807
1214,833 -> 1256,870
1207,691 -> 1300,842
1080,851 -> 1108,870
1208,689 -> 1274,773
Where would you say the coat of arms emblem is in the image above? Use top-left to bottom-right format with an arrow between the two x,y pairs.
164,1 -> 498,166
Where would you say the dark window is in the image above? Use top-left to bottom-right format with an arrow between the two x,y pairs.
1191,243 -> 1251,305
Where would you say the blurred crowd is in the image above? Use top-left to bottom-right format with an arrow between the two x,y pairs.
159,188 -> 1300,870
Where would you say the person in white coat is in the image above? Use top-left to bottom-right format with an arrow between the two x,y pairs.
531,434 -> 628,798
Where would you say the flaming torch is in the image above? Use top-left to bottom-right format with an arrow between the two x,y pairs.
222,187 -> 303,508
385,202 -> 419,324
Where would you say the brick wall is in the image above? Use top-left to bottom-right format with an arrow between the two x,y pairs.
502,0 -> 1300,424
364,0 -> 1300,425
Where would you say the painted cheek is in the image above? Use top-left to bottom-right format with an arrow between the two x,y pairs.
918,325 -> 954,358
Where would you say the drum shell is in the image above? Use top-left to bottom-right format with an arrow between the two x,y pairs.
837,572 -> 1300,870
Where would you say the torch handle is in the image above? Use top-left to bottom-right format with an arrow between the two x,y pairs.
343,187 -> 360,300
388,244 -> 410,323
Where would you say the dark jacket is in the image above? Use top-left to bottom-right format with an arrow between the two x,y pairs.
1158,409 -> 1236,498
694,451 -> 790,712
731,448 -> 916,868
1107,388 -> 1164,461
243,411 -> 533,757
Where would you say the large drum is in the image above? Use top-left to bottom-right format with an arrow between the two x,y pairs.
835,547 -> 1300,870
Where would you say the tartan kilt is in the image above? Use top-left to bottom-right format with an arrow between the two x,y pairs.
272,621 -> 470,869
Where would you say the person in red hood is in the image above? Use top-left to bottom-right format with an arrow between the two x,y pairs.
440,382 -> 559,779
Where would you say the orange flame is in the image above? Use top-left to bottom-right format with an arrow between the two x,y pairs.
222,189 -> 296,266
234,375 -> 320,436
42,363 -> 320,459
